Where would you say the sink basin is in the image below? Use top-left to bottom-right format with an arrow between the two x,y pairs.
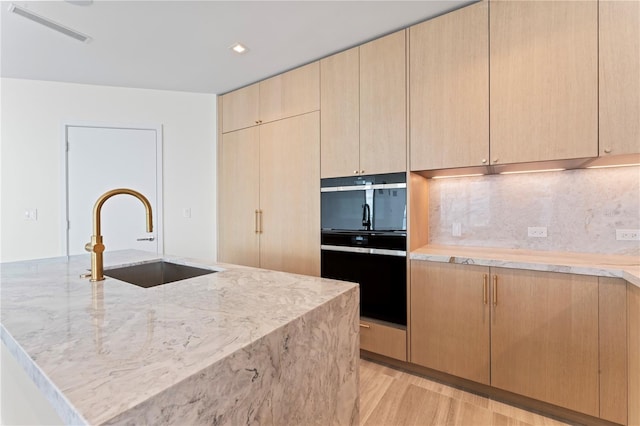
104,260 -> 217,288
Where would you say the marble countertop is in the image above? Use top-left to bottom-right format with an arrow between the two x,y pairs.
0,250 -> 359,425
411,245 -> 640,288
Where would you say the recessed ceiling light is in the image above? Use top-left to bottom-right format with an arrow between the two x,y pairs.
8,3 -> 91,43
230,43 -> 249,54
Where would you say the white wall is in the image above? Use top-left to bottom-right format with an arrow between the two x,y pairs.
0,78 -> 217,262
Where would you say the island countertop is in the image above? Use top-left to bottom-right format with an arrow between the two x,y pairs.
0,250 -> 360,425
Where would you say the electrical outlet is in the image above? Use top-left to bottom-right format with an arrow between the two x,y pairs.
616,229 -> 640,241
24,208 -> 37,221
527,226 -> 547,238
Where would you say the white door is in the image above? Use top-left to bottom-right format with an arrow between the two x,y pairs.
66,125 -> 162,256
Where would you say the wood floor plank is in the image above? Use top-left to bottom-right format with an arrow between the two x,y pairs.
360,359 -> 570,426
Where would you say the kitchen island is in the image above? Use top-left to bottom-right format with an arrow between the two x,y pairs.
1,250 -> 360,425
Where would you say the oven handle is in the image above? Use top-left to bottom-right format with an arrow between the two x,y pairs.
320,182 -> 406,192
321,244 -> 406,257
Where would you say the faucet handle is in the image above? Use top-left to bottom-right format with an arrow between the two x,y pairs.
85,239 -> 105,253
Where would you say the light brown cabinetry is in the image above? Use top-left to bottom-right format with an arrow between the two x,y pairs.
489,0 -> 598,165
409,2 -> 489,171
320,31 -> 406,178
221,83 -> 260,134
218,112 -> 320,276
410,261 -> 490,384
221,62 -> 319,133
490,268 -> 599,417
599,277 -> 628,425
359,30 -> 406,176
410,261 -> 624,419
219,127 -> 261,267
360,318 -> 407,361
599,0 -> 640,157
259,62 -> 320,125
629,283 -> 640,426
320,47 -> 360,178
259,112 -> 320,276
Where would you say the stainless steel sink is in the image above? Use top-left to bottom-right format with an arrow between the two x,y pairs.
104,261 -> 217,288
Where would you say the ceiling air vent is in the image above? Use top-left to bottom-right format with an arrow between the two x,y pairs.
8,3 -> 91,43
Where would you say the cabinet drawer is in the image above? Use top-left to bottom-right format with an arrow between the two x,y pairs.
360,319 -> 406,361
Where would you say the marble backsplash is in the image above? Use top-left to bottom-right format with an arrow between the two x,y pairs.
428,166 -> 640,256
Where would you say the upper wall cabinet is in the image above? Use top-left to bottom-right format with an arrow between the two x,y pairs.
221,62 -> 319,133
320,31 -> 407,178
259,62 -> 320,126
221,83 -> 260,134
599,0 -> 640,157
320,47 -> 360,178
489,0 -> 598,165
360,30 -> 407,176
410,2 -> 489,171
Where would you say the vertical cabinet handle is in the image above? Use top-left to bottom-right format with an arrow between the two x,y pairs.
255,209 -> 259,234
259,210 -> 263,234
483,274 -> 488,304
492,275 -> 498,306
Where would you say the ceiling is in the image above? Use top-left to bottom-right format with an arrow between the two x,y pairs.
1,0 -> 473,94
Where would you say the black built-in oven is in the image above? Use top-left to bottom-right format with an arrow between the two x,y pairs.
320,173 -> 407,326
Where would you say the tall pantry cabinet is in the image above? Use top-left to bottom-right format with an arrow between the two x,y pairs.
218,63 -> 320,276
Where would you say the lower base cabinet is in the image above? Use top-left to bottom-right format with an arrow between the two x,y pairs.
360,318 -> 406,361
410,262 -> 490,385
490,268 -> 599,417
410,260 -> 631,423
629,283 -> 640,426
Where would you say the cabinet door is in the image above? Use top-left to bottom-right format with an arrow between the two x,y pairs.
599,278 -> 627,425
360,30 -> 407,175
491,268 -> 599,416
410,261 -> 490,385
259,112 -> 320,276
410,2 -> 489,171
599,0 -> 640,157
629,283 -> 640,426
320,47 -> 360,178
259,62 -> 320,125
490,0 -> 597,164
221,83 -> 260,133
218,127 -> 260,267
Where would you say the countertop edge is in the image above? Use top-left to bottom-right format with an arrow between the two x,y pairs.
410,246 -> 640,288
1,325 -> 88,425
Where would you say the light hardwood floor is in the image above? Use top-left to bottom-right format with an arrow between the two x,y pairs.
360,358 -> 570,426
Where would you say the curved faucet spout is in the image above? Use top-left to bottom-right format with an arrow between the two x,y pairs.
85,188 -> 154,282
92,188 -> 153,236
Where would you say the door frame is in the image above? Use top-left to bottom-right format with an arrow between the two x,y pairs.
60,121 -> 164,256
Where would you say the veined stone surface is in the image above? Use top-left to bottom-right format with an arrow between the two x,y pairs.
1,250 -> 360,425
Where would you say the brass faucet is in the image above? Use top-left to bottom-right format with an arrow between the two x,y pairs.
85,188 -> 153,282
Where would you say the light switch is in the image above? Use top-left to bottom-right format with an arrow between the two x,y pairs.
183,208 -> 191,218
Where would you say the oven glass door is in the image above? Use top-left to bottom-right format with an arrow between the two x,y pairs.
372,187 -> 406,231
321,190 -> 366,231
321,249 -> 407,326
